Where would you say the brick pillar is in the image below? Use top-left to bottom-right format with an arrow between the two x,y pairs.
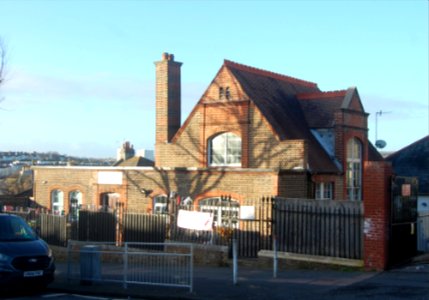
363,161 -> 392,270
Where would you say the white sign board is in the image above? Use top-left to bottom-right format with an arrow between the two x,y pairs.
97,172 -> 123,185
177,210 -> 213,231
240,206 -> 255,220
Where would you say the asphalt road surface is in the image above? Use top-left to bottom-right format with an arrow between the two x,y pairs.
2,292 -> 138,300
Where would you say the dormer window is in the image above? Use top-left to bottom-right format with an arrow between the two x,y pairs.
208,132 -> 241,167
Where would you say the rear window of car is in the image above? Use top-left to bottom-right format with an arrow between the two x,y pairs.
0,216 -> 37,242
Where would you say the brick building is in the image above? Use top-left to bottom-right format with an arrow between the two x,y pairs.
32,53 -> 392,269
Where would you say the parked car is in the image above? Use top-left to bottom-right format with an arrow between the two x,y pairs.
0,213 -> 55,289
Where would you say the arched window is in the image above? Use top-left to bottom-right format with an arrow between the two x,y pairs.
346,138 -> 362,201
153,195 -> 168,214
100,192 -> 120,212
199,197 -> 239,228
69,190 -> 82,221
51,189 -> 64,215
208,132 -> 241,167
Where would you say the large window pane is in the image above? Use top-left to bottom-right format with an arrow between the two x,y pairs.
209,132 -> 241,167
346,138 -> 362,201
51,189 -> 64,215
69,190 -> 82,221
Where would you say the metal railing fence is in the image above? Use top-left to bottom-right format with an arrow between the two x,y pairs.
66,240 -> 193,292
417,212 -> 429,252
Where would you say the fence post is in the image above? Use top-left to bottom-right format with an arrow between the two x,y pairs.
273,235 -> 278,278
190,244 -> 194,293
123,242 -> 128,289
232,238 -> 238,285
67,240 -> 72,281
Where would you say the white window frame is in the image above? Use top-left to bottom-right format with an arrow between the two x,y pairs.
199,197 -> 239,228
51,189 -> 64,215
153,195 -> 168,214
69,190 -> 82,221
315,182 -> 333,200
346,138 -> 362,201
208,132 -> 242,167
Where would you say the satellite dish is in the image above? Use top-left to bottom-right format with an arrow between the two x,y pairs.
375,140 -> 387,149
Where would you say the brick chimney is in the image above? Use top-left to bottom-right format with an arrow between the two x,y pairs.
155,52 -> 182,144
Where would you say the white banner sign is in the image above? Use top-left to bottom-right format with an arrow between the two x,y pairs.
97,172 -> 123,185
177,210 -> 213,231
240,206 -> 255,220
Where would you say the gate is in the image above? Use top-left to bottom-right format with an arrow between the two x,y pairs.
390,176 -> 418,266
67,241 -> 193,292
273,198 -> 363,259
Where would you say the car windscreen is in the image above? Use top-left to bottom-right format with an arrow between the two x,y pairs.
0,216 -> 37,241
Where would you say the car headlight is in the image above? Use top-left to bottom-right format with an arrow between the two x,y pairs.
0,253 -> 10,263
48,248 -> 53,258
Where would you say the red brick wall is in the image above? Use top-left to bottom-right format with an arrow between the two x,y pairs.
156,75 -> 308,171
278,171 -> 309,198
33,166 -> 279,213
334,107 -> 368,199
363,161 -> 392,270
155,53 -> 182,165
33,167 -> 127,213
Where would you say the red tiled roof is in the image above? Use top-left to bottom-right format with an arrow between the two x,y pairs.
224,60 -> 340,173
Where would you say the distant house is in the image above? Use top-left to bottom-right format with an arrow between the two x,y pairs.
32,53 -> 392,269
386,135 -> 429,213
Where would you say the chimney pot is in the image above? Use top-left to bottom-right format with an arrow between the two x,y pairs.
168,54 -> 174,61
162,52 -> 169,60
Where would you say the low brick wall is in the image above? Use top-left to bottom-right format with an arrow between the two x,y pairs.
165,240 -> 229,267
51,242 -> 229,267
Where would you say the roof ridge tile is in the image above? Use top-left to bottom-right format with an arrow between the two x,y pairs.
297,90 -> 347,100
224,59 -> 318,88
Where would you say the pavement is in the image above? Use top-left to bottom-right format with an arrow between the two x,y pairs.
47,254 -> 429,300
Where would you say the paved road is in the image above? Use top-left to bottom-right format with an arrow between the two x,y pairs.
323,265 -> 429,300
3,292 -> 132,300
46,260 -> 429,300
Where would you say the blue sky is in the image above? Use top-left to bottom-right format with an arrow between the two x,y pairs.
0,0 -> 428,158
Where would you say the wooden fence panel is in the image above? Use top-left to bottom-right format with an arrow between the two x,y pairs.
39,214 -> 67,247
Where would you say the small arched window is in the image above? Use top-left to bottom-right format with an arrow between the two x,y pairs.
99,192 -> 120,212
225,87 -> 230,100
69,190 -> 82,221
51,189 -> 64,215
208,132 -> 241,167
219,87 -> 224,100
346,138 -> 362,201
